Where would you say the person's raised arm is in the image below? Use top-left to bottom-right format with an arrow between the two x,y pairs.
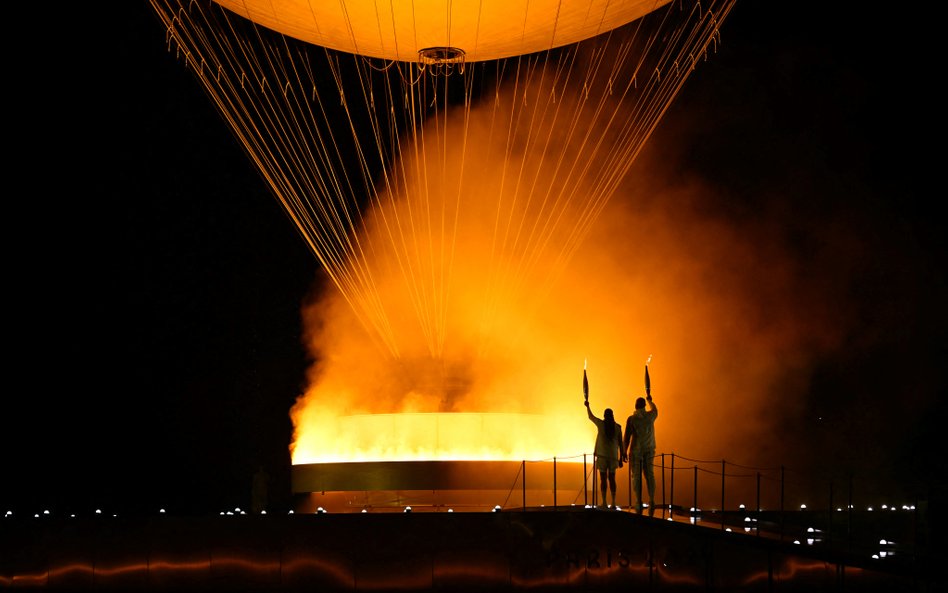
585,399 -> 595,421
647,394 -> 658,418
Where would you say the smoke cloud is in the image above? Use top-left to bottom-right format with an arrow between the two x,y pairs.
289,43 -> 943,503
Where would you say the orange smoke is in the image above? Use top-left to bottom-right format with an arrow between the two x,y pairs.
289,62 -> 848,470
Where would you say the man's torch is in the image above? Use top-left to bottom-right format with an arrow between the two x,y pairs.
645,354 -> 652,399
583,358 -> 589,403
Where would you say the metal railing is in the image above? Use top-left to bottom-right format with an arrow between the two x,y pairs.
504,451 -> 928,566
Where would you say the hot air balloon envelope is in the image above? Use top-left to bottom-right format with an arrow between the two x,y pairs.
212,0 -> 673,62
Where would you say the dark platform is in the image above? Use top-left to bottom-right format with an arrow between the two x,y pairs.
1,507 -> 933,592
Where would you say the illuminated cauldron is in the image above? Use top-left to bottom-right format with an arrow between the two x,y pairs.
292,413 -> 595,513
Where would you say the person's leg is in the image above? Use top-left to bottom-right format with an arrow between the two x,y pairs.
632,453 -> 644,513
608,471 -> 617,508
599,471 -> 608,507
644,450 -> 656,516
591,459 -> 598,506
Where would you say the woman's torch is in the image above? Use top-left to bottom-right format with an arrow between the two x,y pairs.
583,358 -> 589,403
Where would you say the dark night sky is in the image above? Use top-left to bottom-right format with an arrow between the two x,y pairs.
5,2 -> 945,517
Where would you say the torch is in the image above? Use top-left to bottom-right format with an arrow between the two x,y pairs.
645,354 -> 652,400
583,358 -> 589,403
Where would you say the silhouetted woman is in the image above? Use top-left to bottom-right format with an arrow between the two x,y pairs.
585,400 -> 624,509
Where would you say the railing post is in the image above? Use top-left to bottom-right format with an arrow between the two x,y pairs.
522,460 -> 526,509
583,454 -> 588,507
661,453 -> 666,519
592,455 -> 598,507
780,465 -> 785,541
847,473 -> 853,550
670,453 -> 675,520
828,478 -> 833,545
913,491 -> 919,562
693,465 -> 698,526
553,457 -> 557,509
721,459 -> 726,532
756,471 -> 761,537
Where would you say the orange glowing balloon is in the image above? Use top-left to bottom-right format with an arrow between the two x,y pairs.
212,0 -> 673,62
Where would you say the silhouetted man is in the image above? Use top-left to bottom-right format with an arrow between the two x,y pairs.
623,393 -> 658,515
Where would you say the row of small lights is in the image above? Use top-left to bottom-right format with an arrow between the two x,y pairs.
626,502 -> 907,562
4,501 -> 917,519
3,504 -> 907,562
3,509 -> 137,519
